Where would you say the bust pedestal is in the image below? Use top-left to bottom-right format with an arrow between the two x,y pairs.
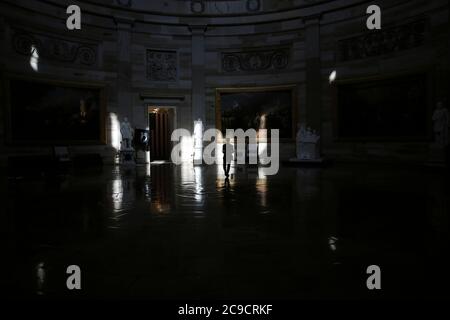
120,143 -> 135,166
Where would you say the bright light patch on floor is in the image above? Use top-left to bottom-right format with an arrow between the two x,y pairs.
111,179 -> 123,212
194,166 -> 204,202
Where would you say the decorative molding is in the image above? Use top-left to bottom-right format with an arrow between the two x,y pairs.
139,93 -> 185,103
116,0 -> 132,7
12,29 -> 97,66
113,15 -> 135,28
338,19 -> 427,62
246,0 -> 261,12
146,49 -> 178,82
189,24 -> 208,35
191,1 -> 205,14
222,47 -> 290,73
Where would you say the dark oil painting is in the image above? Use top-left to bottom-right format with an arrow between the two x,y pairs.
337,74 -> 428,139
219,89 -> 293,139
8,78 -> 103,144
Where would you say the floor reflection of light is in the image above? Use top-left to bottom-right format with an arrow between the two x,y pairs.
216,163 -> 236,187
30,45 -> 39,72
109,175 -> 135,223
258,167 -> 268,180
152,160 -> 168,164
181,162 -> 194,182
256,168 -> 268,209
35,262 -> 45,295
194,165 -> 203,202
112,179 -> 123,212
141,164 -> 151,201
151,201 -> 170,215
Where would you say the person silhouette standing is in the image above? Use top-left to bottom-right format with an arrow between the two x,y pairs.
222,138 -> 234,178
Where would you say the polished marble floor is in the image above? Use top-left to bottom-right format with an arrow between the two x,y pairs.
1,163 -> 450,299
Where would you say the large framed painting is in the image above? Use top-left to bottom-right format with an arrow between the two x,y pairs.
215,85 -> 297,140
335,73 -> 431,140
4,75 -> 106,145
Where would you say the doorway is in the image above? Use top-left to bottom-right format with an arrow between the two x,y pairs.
148,107 -> 175,161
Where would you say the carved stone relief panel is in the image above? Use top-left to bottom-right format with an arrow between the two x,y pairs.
147,49 -> 178,82
12,29 -> 98,66
338,19 -> 427,62
222,47 -> 290,73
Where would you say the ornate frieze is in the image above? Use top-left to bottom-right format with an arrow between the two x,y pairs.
222,48 -> 290,73
190,0 -> 205,14
12,29 -> 97,66
338,19 -> 427,62
146,49 -> 178,82
246,0 -> 261,12
116,0 -> 132,7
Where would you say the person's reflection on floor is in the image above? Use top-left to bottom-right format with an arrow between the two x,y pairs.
222,138 -> 234,178
224,176 -> 230,189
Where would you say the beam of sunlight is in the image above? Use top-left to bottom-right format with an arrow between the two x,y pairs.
193,120 -> 203,164
109,113 -> 121,153
30,45 -> 39,72
180,135 -> 194,162
329,70 -> 337,84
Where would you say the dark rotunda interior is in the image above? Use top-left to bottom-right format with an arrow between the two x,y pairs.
0,0 -> 449,305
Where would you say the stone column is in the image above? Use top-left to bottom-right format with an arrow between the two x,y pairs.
189,25 -> 207,126
304,15 -> 322,136
114,16 -> 134,123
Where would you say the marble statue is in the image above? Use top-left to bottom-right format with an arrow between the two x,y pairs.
432,102 -> 449,147
120,117 -> 134,150
296,123 -> 321,161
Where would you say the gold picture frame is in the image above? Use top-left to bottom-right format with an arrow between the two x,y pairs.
215,84 -> 298,141
2,73 -> 107,146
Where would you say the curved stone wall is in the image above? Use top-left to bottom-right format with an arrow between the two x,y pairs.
0,0 -> 448,164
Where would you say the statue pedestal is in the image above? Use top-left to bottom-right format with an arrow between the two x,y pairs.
289,157 -> 324,164
290,125 -> 323,165
289,140 -> 324,165
120,148 -> 135,166
135,150 -> 148,164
